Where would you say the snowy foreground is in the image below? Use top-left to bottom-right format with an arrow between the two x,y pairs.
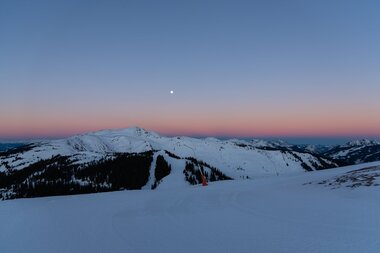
1,162 -> 380,253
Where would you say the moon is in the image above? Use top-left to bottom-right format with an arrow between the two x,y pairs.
170,90 -> 174,94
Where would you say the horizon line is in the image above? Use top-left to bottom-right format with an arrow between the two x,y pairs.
0,128 -> 379,143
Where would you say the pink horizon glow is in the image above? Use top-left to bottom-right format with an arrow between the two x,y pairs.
1,100 -> 380,140
1,121 -> 380,140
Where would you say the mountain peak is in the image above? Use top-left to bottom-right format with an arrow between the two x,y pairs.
86,126 -> 159,138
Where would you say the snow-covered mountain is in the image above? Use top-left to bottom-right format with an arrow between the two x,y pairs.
296,144 -> 332,154
323,139 -> 380,165
0,127 -> 337,200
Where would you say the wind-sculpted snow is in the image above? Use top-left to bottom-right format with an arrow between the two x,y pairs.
306,165 -> 380,189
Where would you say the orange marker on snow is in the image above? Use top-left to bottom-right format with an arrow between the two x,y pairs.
201,174 -> 208,186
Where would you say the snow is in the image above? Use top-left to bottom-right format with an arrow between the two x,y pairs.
142,152 -> 161,190
0,127 -> 335,178
1,161 -> 380,253
342,139 -> 380,147
333,148 -> 353,158
157,155 -> 189,189
331,139 -> 380,159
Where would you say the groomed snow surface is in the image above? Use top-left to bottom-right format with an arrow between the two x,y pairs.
1,162 -> 380,253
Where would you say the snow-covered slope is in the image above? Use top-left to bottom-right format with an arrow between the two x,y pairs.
0,127 -> 335,174
323,139 -> 380,165
0,127 -> 338,200
296,144 -> 332,154
1,161 -> 379,253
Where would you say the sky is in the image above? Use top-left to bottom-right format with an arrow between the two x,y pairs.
1,0 -> 380,142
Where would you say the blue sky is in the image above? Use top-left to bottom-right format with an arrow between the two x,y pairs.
1,0 -> 380,141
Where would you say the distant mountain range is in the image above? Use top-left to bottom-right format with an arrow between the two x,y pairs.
0,127 -> 379,200
322,139 -> 380,165
0,143 -> 25,152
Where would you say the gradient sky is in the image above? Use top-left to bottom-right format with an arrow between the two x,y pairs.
1,0 -> 380,141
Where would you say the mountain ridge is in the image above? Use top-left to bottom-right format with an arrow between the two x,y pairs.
0,127 -> 340,200
1,127 -> 379,200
